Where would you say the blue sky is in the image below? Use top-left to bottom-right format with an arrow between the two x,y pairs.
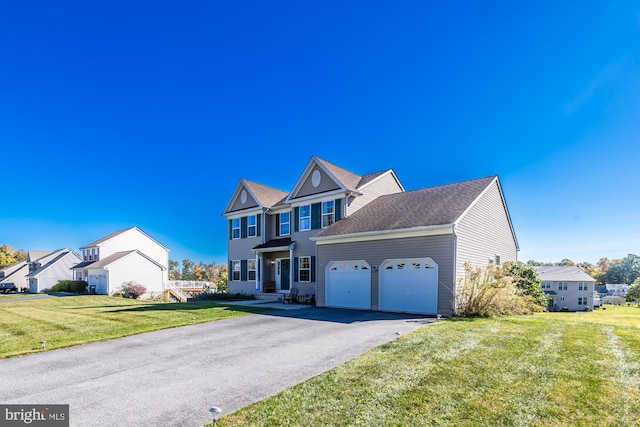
1,1 -> 639,265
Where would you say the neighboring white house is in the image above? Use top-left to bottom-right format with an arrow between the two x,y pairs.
27,249 -> 82,293
72,227 -> 169,296
536,266 -> 596,311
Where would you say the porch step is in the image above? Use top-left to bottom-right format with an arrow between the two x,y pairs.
256,293 -> 283,302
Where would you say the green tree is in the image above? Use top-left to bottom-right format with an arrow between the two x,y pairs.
181,259 -> 195,280
168,260 -> 181,280
626,279 -> 640,305
502,261 -> 547,308
556,258 -> 576,266
607,254 -> 640,285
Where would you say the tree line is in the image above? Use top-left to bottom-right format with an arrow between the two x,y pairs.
0,245 -> 27,269
527,253 -> 640,285
168,259 -> 228,290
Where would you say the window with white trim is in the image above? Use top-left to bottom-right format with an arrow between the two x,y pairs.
541,281 -> 552,289
578,296 -> 588,305
299,256 -> 311,282
299,205 -> 311,231
322,200 -> 335,228
280,212 -> 290,236
232,218 -> 240,240
558,282 -> 568,291
248,259 -> 256,281
232,260 -> 241,281
248,215 -> 257,237
578,282 -> 588,291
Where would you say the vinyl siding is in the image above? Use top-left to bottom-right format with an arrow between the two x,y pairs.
106,252 -> 165,295
94,228 -> 169,282
289,229 -> 317,295
547,281 -> 595,311
30,252 -> 80,293
347,172 -> 404,215
293,165 -> 340,199
229,187 -> 259,212
316,234 -> 456,316
455,180 -> 518,281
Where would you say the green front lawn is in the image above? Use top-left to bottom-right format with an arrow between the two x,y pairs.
219,307 -> 640,426
0,296 -> 268,359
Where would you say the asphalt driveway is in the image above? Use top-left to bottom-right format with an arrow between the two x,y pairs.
0,307 -> 434,426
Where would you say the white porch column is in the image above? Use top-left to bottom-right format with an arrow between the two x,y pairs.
289,247 -> 294,290
255,253 -> 260,291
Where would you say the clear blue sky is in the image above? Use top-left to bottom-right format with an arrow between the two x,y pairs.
1,1 -> 639,265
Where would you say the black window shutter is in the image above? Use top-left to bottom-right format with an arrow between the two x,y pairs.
311,203 -> 321,230
335,199 -> 342,221
294,207 -> 300,232
257,214 -> 261,237
228,260 -> 233,282
228,219 -> 233,240
275,214 -> 280,237
241,216 -> 248,239
241,260 -> 248,281
311,256 -> 316,282
293,257 -> 299,283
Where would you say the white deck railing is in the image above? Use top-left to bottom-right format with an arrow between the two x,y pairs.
164,281 -> 214,290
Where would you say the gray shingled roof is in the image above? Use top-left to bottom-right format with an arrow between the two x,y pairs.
243,179 -> 288,208
27,250 -> 52,263
535,266 -> 596,282
314,176 -> 496,238
316,157 -> 363,191
28,249 -> 79,277
75,250 -> 166,270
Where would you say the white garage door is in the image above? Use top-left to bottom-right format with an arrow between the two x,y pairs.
379,258 -> 439,314
325,260 -> 371,310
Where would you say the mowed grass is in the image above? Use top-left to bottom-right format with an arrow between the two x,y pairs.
219,306 -> 640,426
0,296 -> 268,359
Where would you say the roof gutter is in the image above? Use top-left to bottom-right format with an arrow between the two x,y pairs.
312,224 -> 455,244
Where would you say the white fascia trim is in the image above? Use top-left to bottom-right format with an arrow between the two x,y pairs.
312,224 -> 455,245
288,189 -> 354,206
253,246 -> 290,253
225,207 -> 265,220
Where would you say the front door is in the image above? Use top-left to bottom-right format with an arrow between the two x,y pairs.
276,258 -> 290,292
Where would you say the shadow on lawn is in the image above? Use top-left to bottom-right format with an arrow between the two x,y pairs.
79,301 -> 274,315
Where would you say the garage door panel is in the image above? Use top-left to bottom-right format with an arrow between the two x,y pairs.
380,258 -> 438,314
326,261 -> 371,310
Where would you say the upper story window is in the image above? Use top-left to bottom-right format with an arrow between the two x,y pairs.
558,282 -> 568,291
541,281 -> 552,289
280,212 -> 290,236
578,282 -> 589,291
322,200 -> 335,228
232,218 -> 240,240
299,205 -> 311,231
248,215 -> 257,237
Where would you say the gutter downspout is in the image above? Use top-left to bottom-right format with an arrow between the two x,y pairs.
452,223 -> 458,316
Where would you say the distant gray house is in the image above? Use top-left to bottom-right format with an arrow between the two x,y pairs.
223,155 -> 519,316
27,249 -> 82,293
0,261 -> 28,289
535,266 -> 596,311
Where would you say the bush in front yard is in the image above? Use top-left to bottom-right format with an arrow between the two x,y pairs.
455,263 -> 543,317
49,280 -> 88,294
120,281 -> 147,299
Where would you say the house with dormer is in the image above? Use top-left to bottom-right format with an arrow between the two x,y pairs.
72,227 -> 169,296
223,156 -> 518,316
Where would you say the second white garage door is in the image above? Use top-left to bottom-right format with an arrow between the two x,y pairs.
325,260 -> 371,310
379,258 -> 439,314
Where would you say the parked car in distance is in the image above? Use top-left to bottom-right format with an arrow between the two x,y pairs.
593,297 -> 602,308
0,283 -> 17,294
